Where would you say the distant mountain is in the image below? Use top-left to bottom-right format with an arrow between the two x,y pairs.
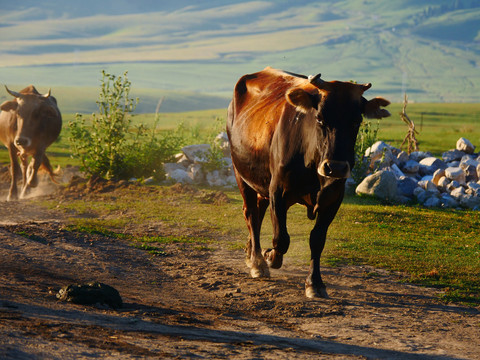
1,0 -> 479,112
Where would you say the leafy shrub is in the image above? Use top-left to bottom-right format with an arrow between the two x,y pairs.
351,118 -> 379,185
69,71 -> 186,181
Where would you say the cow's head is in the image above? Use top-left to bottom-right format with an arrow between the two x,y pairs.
286,75 -> 390,179
1,86 -> 58,151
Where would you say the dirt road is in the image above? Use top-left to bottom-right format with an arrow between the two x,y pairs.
0,184 -> 479,359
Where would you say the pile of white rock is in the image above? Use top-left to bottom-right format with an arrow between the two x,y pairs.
355,137 -> 480,210
163,132 -> 237,187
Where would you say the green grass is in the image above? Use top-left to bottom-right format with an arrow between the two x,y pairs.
2,102 -> 479,168
378,103 -> 480,156
327,198 -> 480,306
0,109 -> 227,167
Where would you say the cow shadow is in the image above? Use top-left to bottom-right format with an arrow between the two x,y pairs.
0,299 -> 464,360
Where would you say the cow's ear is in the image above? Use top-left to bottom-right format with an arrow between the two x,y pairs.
286,88 -> 320,113
0,100 -> 17,112
363,97 -> 391,119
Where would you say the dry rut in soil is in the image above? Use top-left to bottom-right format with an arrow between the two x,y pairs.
0,182 -> 479,360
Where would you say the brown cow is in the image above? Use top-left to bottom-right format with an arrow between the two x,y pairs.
0,85 -> 62,201
227,67 -> 390,298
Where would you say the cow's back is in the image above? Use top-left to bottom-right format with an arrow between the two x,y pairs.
229,68 -> 305,149
227,68 -> 314,195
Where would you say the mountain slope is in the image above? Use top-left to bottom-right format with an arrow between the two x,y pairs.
0,0 -> 479,112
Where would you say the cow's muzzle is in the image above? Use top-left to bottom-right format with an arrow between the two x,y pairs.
15,136 -> 31,148
318,160 -> 351,179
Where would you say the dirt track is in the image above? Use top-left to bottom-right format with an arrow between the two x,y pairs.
0,181 -> 479,359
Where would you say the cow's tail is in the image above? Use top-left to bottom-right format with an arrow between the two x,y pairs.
40,156 -> 61,184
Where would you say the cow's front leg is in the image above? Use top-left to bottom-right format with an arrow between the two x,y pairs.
264,187 -> 290,269
7,144 -> 21,201
305,186 -> 344,298
21,152 -> 43,198
305,220 -> 329,299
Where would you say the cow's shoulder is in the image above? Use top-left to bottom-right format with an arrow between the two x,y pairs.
231,68 -> 319,151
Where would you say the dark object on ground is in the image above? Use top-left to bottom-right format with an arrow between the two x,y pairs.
57,282 -> 122,309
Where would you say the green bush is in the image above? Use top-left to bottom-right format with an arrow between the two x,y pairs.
69,71 -> 185,181
351,118 -> 379,185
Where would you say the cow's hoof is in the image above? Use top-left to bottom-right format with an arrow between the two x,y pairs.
262,248 -> 283,269
246,254 -> 270,278
305,285 -> 329,299
250,265 -> 270,278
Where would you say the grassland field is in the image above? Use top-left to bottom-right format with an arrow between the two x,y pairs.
1,102 -> 480,166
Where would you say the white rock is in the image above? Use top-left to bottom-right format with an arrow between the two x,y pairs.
182,144 -> 211,163
424,180 -> 438,192
390,164 -> 405,179
403,160 -> 420,174
442,149 -> 465,163
166,169 -> 193,184
206,170 -> 227,187
450,186 -> 466,198
215,132 -> 231,157
355,170 -> 397,200
419,157 -> 445,168
467,182 -> 480,195
460,194 -> 480,209
446,180 -> 461,192
396,151 -> 409,164
188,163 -> 204,183
440,194 -> 458,208
460,158 -> 479,170
365,141 -> 391,159
164,162 -> 187,174
409,151 -> 432,162
175,154 -> 190,167
432,169 -> 446,185
456,137 -> 475,154
445,167 -> 466,183
437,176 -> 450,189
413,187 -> 425,198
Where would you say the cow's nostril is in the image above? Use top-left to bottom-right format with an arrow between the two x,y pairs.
323,163 -> 333,176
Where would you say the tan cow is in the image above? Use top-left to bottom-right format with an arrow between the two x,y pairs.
0,85 -> 62,201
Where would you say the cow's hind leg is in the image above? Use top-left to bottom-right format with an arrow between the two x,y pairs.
237,178 -> 270,278
263,187 -> 290,269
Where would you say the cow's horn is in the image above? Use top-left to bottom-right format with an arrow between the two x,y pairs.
308,73 -> 322,83
361,83 -> 372,92
309,73 -> 328,89
42,89 -> 51,98
5,86 -> 21,98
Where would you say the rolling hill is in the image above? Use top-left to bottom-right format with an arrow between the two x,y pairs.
0,0 -> 479,112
